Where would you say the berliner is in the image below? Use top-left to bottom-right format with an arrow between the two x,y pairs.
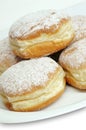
0,38 -> 19,74
71,15 -> 86,42
0,57 -> 65,111
9,10 -> 74,59
59,38 -> 86,89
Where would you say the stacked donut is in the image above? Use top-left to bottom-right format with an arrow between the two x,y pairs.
0,9 -> 86,112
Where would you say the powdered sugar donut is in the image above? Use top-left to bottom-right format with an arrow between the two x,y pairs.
0,38 -> 19,75
0,57 -> 65,111
9,9 -> 74,59
59,38 -> 86,89
71,15 -> 86,42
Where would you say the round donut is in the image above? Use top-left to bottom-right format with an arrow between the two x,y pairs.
0,38 -> 20,75
0,57 -> 65,111
9,10 -> 74,59
71,15 -> 86,42
59,38 -> 86,89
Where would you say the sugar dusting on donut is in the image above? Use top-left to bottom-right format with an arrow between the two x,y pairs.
72,15 -> 86,42
59,38 -> 86,68
0,57 -> 58,95
9,10 -> 69,39
0,38 -> 18,63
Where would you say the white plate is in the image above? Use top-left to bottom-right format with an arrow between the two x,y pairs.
0,2 -> 86,124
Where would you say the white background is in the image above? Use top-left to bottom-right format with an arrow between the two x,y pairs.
0,0 -> 86,129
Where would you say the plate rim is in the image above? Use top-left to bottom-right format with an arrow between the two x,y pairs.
0,100 -> 86,123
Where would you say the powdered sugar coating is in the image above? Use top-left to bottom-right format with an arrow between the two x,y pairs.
0,38 -> 18,65
72,15 -> 86,42
9,10 -> 69,39
0,57 -> 58,95
59,38 -> 86,69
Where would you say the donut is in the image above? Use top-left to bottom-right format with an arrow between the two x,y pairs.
0,38 -> 19,75
71,15 -> 86,42
9,10 -> 74,59
59,38 -> 86,89
0,57 -> 65,111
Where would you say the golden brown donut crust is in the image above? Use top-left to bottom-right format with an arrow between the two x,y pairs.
3,75 -> 65,112
66,72 -> 86,90
11,36 -> 74,59
4,82 -> 65,112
